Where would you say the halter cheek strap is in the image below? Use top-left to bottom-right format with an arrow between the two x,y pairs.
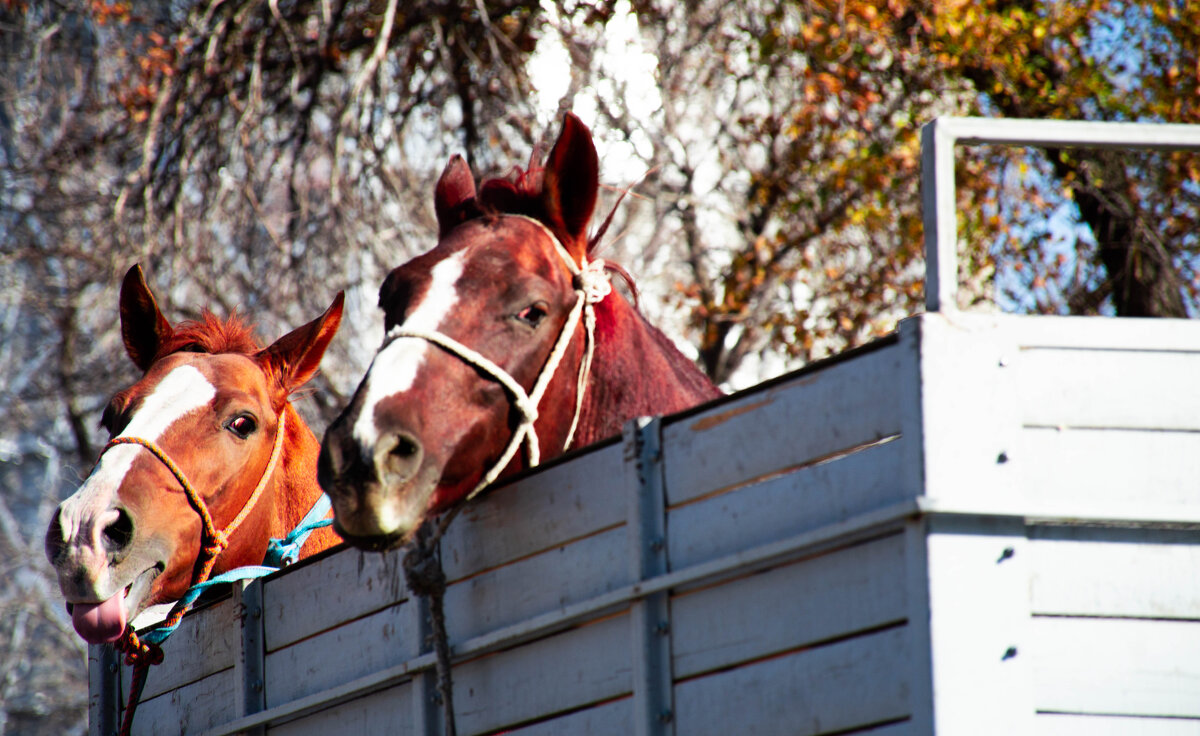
390,215 -> 611,501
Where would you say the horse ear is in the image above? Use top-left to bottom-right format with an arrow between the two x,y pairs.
541,112 -> 599,256
119,265 -> 174,372
259,292 -> 344,399
434,154 -> 477,236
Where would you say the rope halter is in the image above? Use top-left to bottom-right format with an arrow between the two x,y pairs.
390,215 -> 611,501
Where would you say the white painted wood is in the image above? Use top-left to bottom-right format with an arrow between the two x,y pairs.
128,667 -> 236,736
661,341 -> 908,507
262,545 -> 409,651
914,313 -> 1021,506
1029,533 -> 1200,619
671,532 -> 907,679
503,697 -> 631,735
666,438 -> 910,570
441,525 -> 630,643
672,625 -> 912,736
266,682 -> 416,736
1016,348 -> 1200,431
440,439 -> 627,581
1033,617 -> 1200,718
923,517 -> 1034,733
1014,427 -> 1200,509
1034,714 -> 1200,736
124,596 -> 239,702
264,599 -> 419,708
993,313 -> 1200,352
452,612 -> 632,736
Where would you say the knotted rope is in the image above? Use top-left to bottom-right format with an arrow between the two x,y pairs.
103,412 -> 286,736
396,217 -> 611,736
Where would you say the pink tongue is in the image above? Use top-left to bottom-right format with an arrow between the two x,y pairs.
72,590 -> 127,644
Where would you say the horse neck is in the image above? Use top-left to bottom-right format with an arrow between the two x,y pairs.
572,290 -> 720,447
268,404 -> 340,554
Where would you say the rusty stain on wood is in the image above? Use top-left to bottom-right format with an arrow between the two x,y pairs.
689,398 -> 774,432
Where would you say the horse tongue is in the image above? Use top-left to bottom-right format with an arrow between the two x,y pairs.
72,591 -> 127,644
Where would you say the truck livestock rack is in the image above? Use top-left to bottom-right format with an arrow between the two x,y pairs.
89,118 -> 1200,735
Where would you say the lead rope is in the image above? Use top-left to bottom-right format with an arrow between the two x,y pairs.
398,219 -> 611,736
107,412 -> 286,736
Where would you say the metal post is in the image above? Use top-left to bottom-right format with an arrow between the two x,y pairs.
624,417 -> 675,736
88,643 -> 121,736
237,579 -> 267,736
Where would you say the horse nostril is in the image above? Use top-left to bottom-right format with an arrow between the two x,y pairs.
391,435 -> 419,460
45,507 -> 66,564
379,432 -> 423,486
103,508 -> 134,554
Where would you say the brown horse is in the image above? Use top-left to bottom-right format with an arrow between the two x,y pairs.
45,266 -> 343,644
318,113 -> 721,551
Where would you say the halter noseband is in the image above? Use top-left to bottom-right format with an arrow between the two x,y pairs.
389,215 -> 611,501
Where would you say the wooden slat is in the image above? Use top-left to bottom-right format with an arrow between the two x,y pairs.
994,313 -> 1200,352
266,682 -> 416,736
264,600 -> 419,708
1033,617 -> 1200,717
503,697 -> 631,735
1016,348 -> 1200,431
262,545 -> 409,652
1034,713 -> 1200,736
124,597 -> 239,702
672,626 -> 911,736
661,341 -> 909,507
128,668 -> 237,736
671,533 -> 907,679
1014,427 -> 1200,509
667,439 -> 909,570
453,612 -> 632,735
442,525 -> 631,643
441,441 -> 627,581
1030,532 -> 1200,620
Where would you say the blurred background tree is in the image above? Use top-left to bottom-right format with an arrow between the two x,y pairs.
1,0 -> 1196,730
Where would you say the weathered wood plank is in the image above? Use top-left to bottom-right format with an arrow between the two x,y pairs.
442,525 -> 631,643
441,440 -> 627,582
264,599 -> 419,708
1033,617 -> 1200,717
262,546 -> 409,652
1034,714 -> 1200,736
123,596 -> 239,702
128,667 -> 236,736
1014,427 -> 1200,509
667,439 -> 910,570
1029,531 -> 1200,620
265,683 -> 417,736
453,612 -> 632,735
503,697 -> 631,735
672,625 -> 911,736
671,532 -> 907,679
661,341 -> 909,507
1016,348 -> 1200,431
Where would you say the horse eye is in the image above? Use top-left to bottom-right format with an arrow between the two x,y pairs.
515,303 -> 548,328
227,414 -> 257,439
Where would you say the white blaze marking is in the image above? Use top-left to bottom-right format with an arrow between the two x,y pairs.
61,365 -> 217,537
353,252 -> 465,449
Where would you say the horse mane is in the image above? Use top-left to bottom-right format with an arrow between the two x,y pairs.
156,311 -> 263,360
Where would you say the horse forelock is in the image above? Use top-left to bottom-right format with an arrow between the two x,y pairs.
156,310 -> 262,360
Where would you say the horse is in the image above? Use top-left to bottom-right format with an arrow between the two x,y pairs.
45,265 -> 344,644
318,113 -> 721,551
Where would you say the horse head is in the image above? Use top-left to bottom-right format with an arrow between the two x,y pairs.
45,266 -> 343,644
319,114 -> 720,551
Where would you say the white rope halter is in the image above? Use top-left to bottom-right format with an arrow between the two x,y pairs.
388,216 -> 611,500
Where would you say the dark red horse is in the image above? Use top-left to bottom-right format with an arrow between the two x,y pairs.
45,266 -> 343,644
318,113 -> 720,550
